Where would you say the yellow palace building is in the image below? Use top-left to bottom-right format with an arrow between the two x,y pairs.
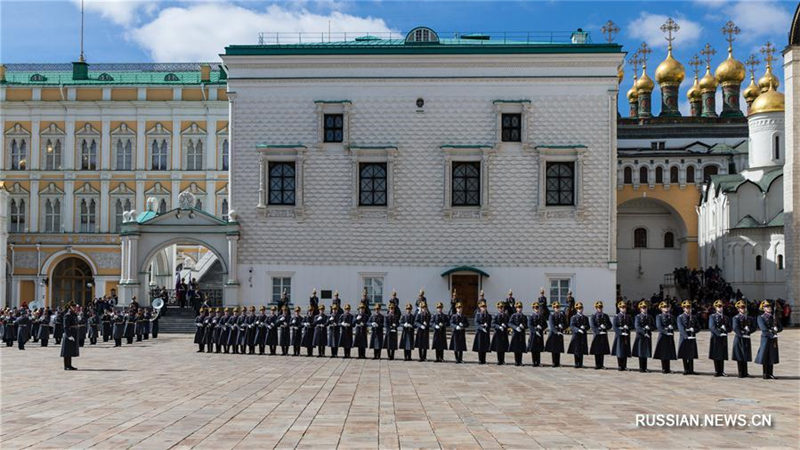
0,61 -> 229,306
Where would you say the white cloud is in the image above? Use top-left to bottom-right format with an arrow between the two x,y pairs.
128,3 -> 395,61
729,1 -> 792,43
627,12 -> 703,49
72,0 -> 157,26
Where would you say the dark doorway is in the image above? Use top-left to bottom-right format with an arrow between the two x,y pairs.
51,257 -> 93,307
451,274 -> 479,316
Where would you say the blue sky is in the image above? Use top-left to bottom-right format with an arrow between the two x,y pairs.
1,1 -> 795,114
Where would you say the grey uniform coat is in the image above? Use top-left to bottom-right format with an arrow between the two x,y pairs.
653,313 -> 677,361
755,313 -> 781,365
732,313 -> 753,362
589,312 -> 611,355
677,313 -> 699,359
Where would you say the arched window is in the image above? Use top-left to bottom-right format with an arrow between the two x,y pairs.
655,166 -> 663,184
151,139 -> 168,170
10,138 -> 27,170
664,231 -> 674,248
158,199 -> 167,214
80,139 -> 97,170
703,165 -> 718,183
639,166 -> 648,184
221,139 -> 229,171
686,166 -> 695,183
670,166 -> 679,183
79,199 -> 96,232
115,139 -> 133,170
44,198 -> 61,232
44,138 -> 62,170
774,135 -> 780,160
221,198 -> 229,221
186,139 -> 203,170
634,228 -> 647,248
778,254 -> 784,270
755,255 -> 762,271
623,167 -> 632,184
9,199 -> 25,232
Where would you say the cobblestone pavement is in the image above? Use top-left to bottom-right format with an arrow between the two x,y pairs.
1,330 -> 799,449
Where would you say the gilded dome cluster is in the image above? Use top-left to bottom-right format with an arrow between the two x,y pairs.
750,83 -> 785,114
655,50 -> 685,85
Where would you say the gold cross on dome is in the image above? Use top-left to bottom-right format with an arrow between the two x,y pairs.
628,51 -> 641,76
721,20 -> 740,53
660,18 -> 679,50
601,20 -> 619,43
760,41 -> 775,68
700,43 -> 716,68
688,54 -> 702,78
745,54 -> 760,77
638,42 -> 652,66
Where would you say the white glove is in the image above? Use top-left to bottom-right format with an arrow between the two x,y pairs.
456,325 -> 462,331
600,324 -> 606,330
689,328 -> 694,333
578,329 -> 584,334
645,325 -> 650,331
434,325 -> 440,330
668,325 -> 673,330
68,336 -> 75,341
420,325 -> 426,330
744,326 -> 750,332
371,322 -> 377,328
516,326 -> 523,332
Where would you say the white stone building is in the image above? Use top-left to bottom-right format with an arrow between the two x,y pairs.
698,84 -> 786,300
784,4 -> 800,318
222,28 -> 623,312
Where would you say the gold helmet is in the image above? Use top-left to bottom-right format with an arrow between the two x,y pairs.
658,301 -> 668,309
637,301 -> 648,309
344,304 -> 351,310
681,300 -> 692,308
575,302 -> 583,310
435,302 -> 444,309
594,301 -> 603,309
713,300 -> 723,308
617,301 -> 626,309
735,300 -> 746,309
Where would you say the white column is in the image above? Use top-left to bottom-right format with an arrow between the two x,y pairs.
29,179 -> 40,232
64,119 -> 75,170
257,156 -> 266,208
136,119 -> 146,170
0,190 -> 7,304
171,179 -> 180,209
30,120 -> 40,170
100,177 -> 110,232
135,179 -> 145,212
101,118 -> 110,170
129,236 -> 138,284
207,181 -> 217,215
119,236 -> 128,282
63,178 -> 74,232
171,119 -> 181,171
206,118 -> 217,170
227,235 -> 238,284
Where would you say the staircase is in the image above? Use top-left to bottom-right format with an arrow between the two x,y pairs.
157,308 -> 197,334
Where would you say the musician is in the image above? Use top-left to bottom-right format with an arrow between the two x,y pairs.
527,302 -> 545,367
301,306 -> 315,356
732,300 -> 753,378
383,303 -> 399,360
278,305 -> 291,356
265,306 -> 279,355
290,306 -> 304,356
567,302 -> 589,368
112,311 -> 125,347
449,303 -> 468,363
194,308 -> 208,352
338,304 -> 354,358
448,289 -> 459,316
708,300 -> 729,377
399,304 -> 416,361
309,289 -> 320,316
60,303 -> 79,370
491,301 -> 510,365
13,309 -> 31,350
653,301 -> 677,374
245,306 -> 258,355
589,301 -> 611,370
101,310 -> 112,342
353,303 -> 369,359
87,311 -> 99,345
414,301 -> 431,362
312,304 -> 328,357
369,303 -> 385,360
134,309 -> 145,343
142,308 -> 152,340
151,307 -> 160,339
545,302 -> 567,367
633,301 -> 654,373
431,302 -> 449,363
38,309 -> 52,347
327,303 -> 342,358
508,302 -> 527,366
677,300 -> 699,375
31,309 -> 40,344
755,300 -> 781,379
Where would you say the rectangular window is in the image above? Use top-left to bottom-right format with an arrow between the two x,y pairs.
9,199 -> 25,232
363,277 -> 384,304
186,139 -> 204,170
268,161 -> 296,205
80,139 -> 98,170
10,138 -> 27,170
79,199 -> 97,233
501,113 -> 522,142
545,162 -> 575,206
44,139 -> 62,170
451,161 -> 481,206
151,140 -> 168,171
549,279 -> 570,307
271,277 -> 291,303
44,198 -> 61,232
359,162 -> 387,206
323,114 -> 344,143
115,139 -> 132,170
221,139 -> 229,171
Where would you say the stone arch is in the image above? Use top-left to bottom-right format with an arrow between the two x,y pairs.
139,236 -> 228,276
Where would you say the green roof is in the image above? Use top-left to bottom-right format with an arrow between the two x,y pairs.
708,168 -> 783,200
441,266 -> 490,278
731,212 -> 784,229
2,63 -> 227,86
708,141 -> 748,155
767,212 -> 784,227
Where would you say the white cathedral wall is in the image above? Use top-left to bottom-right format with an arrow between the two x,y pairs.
0,188 -> 7,305
784,46 -> 800,315
227,57 -> 620,306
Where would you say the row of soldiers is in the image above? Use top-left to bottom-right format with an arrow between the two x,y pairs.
1,305 -> 160,350
193,297 -> 781,379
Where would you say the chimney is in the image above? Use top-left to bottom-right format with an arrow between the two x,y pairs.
72,61 -> 89,80
200,64 -> 211,82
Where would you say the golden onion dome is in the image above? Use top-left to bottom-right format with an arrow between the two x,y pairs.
699,67 -> 717,91
758,67 -> 780,93
687,77 -> 701,102
635,69 -> 654,92
626,84 -> 638,102
655,51 -> 685,85
743,76 -> 760,103
749,84 -> 784,114
715,53 -> 745,85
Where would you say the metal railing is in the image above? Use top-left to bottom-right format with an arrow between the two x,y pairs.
149,288 -> 223,307
256,31 -> 591,45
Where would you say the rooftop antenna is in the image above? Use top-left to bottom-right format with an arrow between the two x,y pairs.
79,0 -> 86,62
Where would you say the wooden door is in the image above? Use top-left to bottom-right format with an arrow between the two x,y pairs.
451,275 -> 479,316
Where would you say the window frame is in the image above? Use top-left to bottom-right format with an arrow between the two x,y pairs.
4,123 -> 30,171
112,197 -> 133,233
546,275 -> 573,309
267,161 -> 297,206
146,124 -> 171,171
493,100 -> 530,146
442,145 -> 493,219
358,162 -> 388,207
633,227 -> 648,248
323,113 -> 344,143
269,273 -> 294,303
361,273 -> 386,305
535,146 -> 585,218
110,123 -> 135,171
9,197 -> 26,232
182,123 -> 206,171
544,161 -> 576,207
663,231 -> 675,248
315,101 -> 350,147
256,145 -> 307,218
217,128 -> 229,171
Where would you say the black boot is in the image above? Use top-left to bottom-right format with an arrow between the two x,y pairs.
737,361 -> 748,378
639,357 -> 647,373
595,354 -> 604,369
661,359 -> 670,374
552,353 -> 560,368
